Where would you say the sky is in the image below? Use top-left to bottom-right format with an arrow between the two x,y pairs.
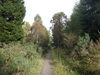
23,0 -> 79,30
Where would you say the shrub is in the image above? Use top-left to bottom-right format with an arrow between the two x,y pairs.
63,33 -> 77,50
0,43 -> 43,75
73,34 -> 100,75
74,33 -> 90,58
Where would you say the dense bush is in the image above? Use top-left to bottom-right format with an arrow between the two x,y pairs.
72,34 -> 100,75
63,33 -> 77,50
74,33 -> 90,58
0,43 -> 43,75
52,34 -> 100,75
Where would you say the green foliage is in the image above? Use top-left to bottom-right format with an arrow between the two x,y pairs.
22,22 -> 33,43
52,49 -> 79,75
52,41 -> 100,75
51,0 -> 100,74
74,33 -> 90,53
0,0 -> 26,44
34,14 -> 42,24
65,4 -> 82,35
0,43 -> 44,75
32,14 -> 50,51
51,12 -> 67,47
78,0 -> 100,40
67,0 -> 100,40
23,22 -> 31,37
63,33 -> 77,50
73,34 -> 100,75
52,33 -> 100,75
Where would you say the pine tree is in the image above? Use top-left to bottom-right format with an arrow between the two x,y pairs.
79,0 -> 100,40
0,0 -> 26,43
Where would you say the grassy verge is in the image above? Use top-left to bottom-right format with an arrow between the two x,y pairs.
51,48 -> 79,75
51,48 -> 100,75
0,43 -> 44,75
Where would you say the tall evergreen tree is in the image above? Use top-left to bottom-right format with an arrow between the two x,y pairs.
51,12 -> 67,47
79,0 -> 100,40
0,0 -> 25,43
64,4 -> 83,35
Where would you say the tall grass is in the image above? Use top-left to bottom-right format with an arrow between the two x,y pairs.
52,48 -> 79,75
0,43 -> 44,75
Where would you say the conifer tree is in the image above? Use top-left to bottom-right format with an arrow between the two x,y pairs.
0,0 -> 25,43
79,0 -> 100,40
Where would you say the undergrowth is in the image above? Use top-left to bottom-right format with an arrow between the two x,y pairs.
52,48 -> 79,75
0,43 -> 44,75
51,34 -> 100,75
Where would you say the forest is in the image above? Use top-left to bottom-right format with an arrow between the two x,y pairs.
0,0 -> 100,75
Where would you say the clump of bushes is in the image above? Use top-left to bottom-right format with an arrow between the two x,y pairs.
52,33 -> 100,75
72,34 -> 100,75
0,43 -> 43,75
63,33 -> 77,52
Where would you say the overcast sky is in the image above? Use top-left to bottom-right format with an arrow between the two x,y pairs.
23,0 -> 79,30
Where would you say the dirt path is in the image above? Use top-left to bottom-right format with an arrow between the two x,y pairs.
40,50 -> 55,75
